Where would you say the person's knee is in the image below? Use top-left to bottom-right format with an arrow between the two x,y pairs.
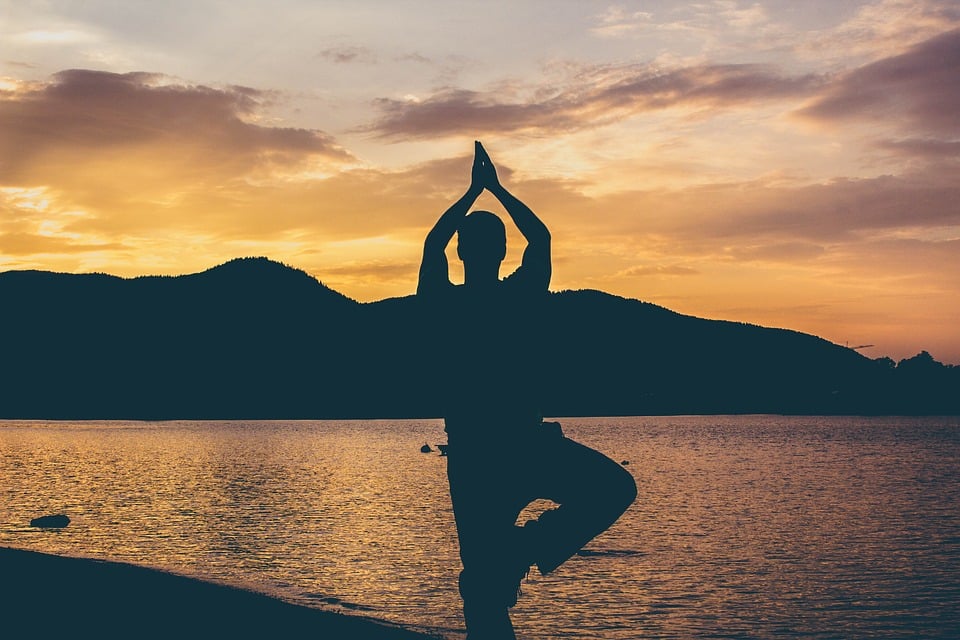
606,463 -> 637,515
580,458 -> 636,521
619,466 -> 638,509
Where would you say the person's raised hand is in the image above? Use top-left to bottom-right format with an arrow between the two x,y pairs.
475,141 -> 500,190
470,140 -> 485,193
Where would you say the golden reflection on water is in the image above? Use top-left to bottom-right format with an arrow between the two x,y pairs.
2,417 -> 959,639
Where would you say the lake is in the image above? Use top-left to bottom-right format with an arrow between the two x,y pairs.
2,416 -> 958,638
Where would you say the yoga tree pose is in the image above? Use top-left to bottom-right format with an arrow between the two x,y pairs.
418,141 -> 637,639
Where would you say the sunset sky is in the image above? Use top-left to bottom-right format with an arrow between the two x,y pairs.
1,1 -> 958,363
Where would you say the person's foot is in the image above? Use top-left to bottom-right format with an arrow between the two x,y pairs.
460,571 -> 518,637
459,524 -> 536,611
504,559 -> 529,608
463,604 -> 516,640
504,522 -> 537,607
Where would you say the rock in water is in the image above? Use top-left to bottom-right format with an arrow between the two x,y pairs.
30,514 -> 70,528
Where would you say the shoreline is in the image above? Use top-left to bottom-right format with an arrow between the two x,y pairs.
2,546 -> 443,639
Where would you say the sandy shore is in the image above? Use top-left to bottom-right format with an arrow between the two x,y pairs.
2,546 -> 442,639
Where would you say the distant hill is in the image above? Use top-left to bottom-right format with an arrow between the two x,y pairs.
0,257 -> 956,418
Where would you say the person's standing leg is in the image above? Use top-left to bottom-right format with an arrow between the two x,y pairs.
447,447 -> 531,639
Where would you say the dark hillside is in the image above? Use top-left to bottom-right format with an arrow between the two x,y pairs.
0,258 -> 955,418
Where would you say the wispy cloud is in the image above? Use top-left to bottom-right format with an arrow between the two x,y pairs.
12,28 -> 99,45
800,0 -> 960,62
877,138 -> 960,159
593,1 -> 777,38
0,231 -> 125,255
366,23 -> 960,142
365,62 -> 821,138
590,7 -> 658,39
320,259 -> 420,283
603,173 -> 960,243
617,264 -> 700,277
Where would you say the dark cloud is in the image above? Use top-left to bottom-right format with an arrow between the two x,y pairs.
848,236 -> 960,283
364,27 -> 960,141
726,175 -> 960,241
598,173 -> 960,244
394,52 -> 432,65
318,47 -> 440,67
877,138 -> 960,159
364,63 -> 821,138
555,169 -> 959,293
318,46 -> 378,64
0,69 -> 352,181
798,28 -> 960,136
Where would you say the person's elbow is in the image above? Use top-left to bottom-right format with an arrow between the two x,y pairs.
530,226 -> 551,248
423,233 -> 442,254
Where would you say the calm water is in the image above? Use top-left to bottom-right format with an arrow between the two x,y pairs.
2,416 -> 959,639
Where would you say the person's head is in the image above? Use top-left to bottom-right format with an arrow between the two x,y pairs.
457,210 -> 506,268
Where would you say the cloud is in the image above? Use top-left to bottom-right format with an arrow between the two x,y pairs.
798,28 -> 960,137
590,7 -> 657,39
877,138 -> 960,159
13,28 -> 99,45
365,62 -> 821,138
800,0 -> 960,62
636,173 -> 960,243
360,13 -> 960,142
320,259 -> 420,282
318,45 -> 378,64
3,60 -> 38,70
394,52 -> 432,64
0,69 -> 352,183
726,241 -> 827,263
533,165 -> 959,317
0,69 -> 366,271
0,231 -> 125,255
617,264 -> 700,277
590,1 -> 778,42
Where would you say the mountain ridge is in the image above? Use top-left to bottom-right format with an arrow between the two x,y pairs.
1,257 -> 956,418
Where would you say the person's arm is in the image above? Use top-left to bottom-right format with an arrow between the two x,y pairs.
417,144 -> 484,296
476,143 -> 552,290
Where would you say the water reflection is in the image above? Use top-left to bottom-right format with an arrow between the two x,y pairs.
2,417 -> 959,638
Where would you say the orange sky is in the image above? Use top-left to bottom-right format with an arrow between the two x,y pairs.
1,1 -> 959,363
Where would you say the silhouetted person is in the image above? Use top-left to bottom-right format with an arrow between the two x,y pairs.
418,142 -> 637,639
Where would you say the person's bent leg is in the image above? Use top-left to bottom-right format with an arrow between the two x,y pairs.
523,429 -> 637,575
